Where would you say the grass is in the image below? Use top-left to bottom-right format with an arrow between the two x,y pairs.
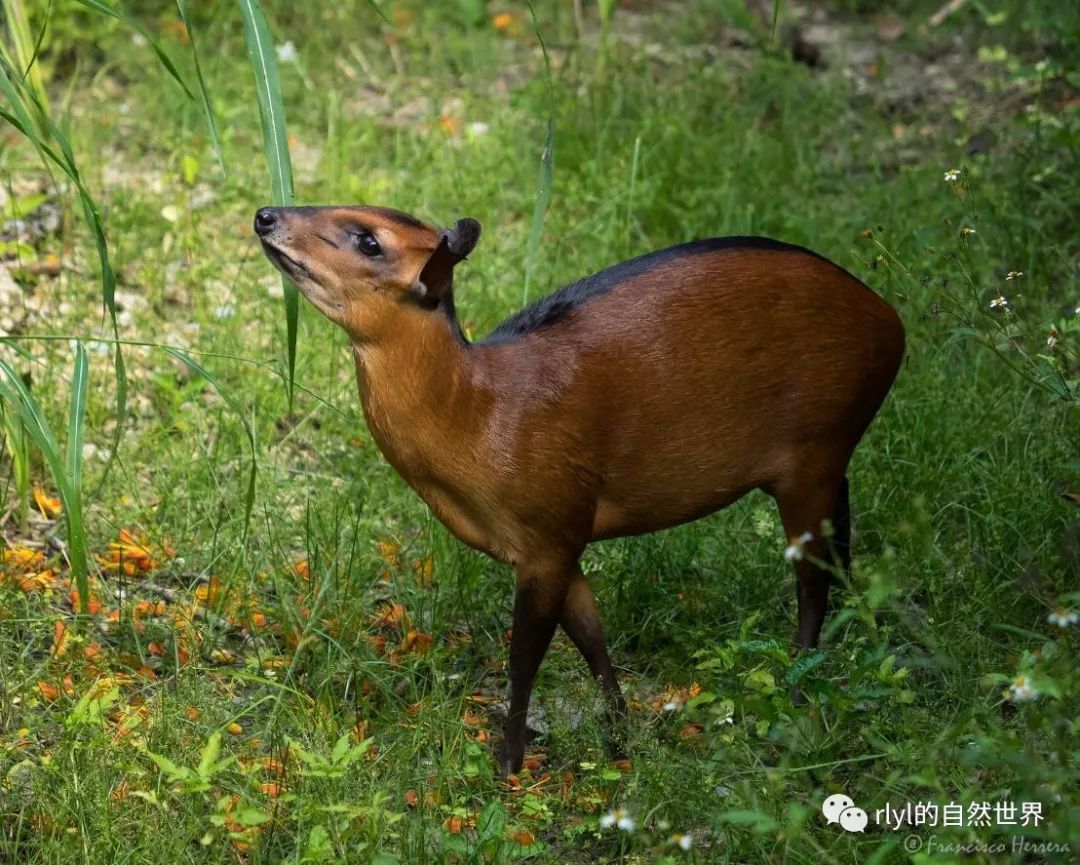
0,1 -> 1077,863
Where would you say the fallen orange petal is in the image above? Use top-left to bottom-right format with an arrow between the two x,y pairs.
263,757 -> 286,777
33,486 -> 63,518
51,621 -> 69,657
679,722 -> 705,740
3,546 -> 45,573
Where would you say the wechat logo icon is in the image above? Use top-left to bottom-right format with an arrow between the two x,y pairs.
822,793 -> 869,833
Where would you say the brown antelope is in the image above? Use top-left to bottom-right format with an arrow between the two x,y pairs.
254,204 -> 904,776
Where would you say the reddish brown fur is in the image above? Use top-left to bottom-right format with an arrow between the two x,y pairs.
254,204 -> 905,775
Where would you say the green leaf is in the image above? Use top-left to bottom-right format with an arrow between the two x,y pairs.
785,650 -> 827,685
476,800 -> 506,842
181,153 -> 200,186
197,732 -> 222,778
685,690 -> 717,709
146,751 -> 189,781
233,806 -> 271,827
743,668 -> 776,695
330,732 -> 352,763
66,685 -> 120,728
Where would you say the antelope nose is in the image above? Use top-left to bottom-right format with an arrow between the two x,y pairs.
254,207 -> 279,236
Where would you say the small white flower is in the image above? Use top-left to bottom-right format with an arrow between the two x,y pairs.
1005,271 -> 1023,281
1047,608 -> 1078,628
989,295 -> 1008,310
1074,305 -> 1080,316
1047,332 -> 1058,349
276,41 -> 298,64
467,121 -> 491,136
670,832 -> 693,851
784,531 -> 813,562
213,304 -> 236,320
1008,675 -> 1039,702
944,168 -> 961,183
662,700 -> 682,713
715,715 -> 734,726
600,808 -> 635,831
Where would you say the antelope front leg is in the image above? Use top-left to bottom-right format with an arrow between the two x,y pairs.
498,562 -> 568,778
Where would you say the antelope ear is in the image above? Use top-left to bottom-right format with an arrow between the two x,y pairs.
415,218 -> 481,302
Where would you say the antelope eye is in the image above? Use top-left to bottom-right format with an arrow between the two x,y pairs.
353,230 -> 382,257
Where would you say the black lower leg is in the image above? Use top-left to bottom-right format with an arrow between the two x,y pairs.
500,578 -> 561,777
794,564 -> 830,649
775,475 -> 847,651
831,476 -> 852,573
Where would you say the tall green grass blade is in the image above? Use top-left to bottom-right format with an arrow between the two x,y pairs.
66,343 -> 88,499
65,343 -> 89,614
175,0 -> 224,174
522,2 -> 554,307
364,0 -> 391,25
1,0 -> 50,131
237,0 -> 297,407
25,0 -> 54,82
74,0 -> 194,99
0,402 -> 30,534
163,348 -> 257,541
0,58 -> 54,178
0,348 -> 89,615
0,58 -> 128,490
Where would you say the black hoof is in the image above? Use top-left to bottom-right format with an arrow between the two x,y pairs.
496,742 -> 524,779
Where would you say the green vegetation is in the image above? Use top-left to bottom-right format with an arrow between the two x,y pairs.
0,1 -> 1077,862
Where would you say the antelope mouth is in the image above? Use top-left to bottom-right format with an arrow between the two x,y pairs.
260,239 -> 312,279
